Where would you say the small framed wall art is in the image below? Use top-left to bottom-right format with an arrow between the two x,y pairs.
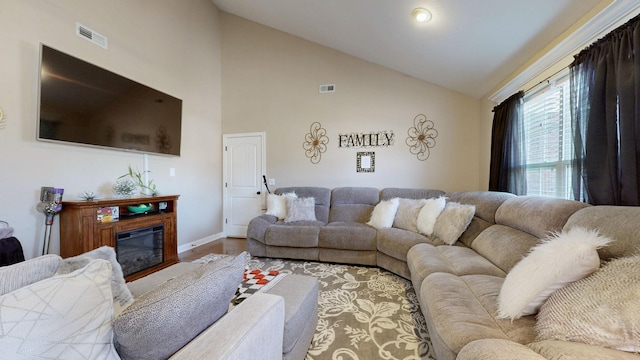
357,152 -> 375,173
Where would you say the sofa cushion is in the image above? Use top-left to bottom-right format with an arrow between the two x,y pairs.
420,273 -> 537,357
329,187 -> 379,223
265,224 -> 321,247
55,246 -> 133,316
380,187 -> 445,201
319,222 -> 377,250
0,254 -> 61,295
495,196 -> 590,239
393,198 -> 427,232
528,340 -> 640,360
377,227 -> 430,262
432,202 -> 475,245
446,191 -> 515,224
416,196 -> 446,236
471,225 -> 541,273
535,255 -> 640,352
407,243 -> 506,292
563,206 -> 640,261
114,252 -> 246,360
0,259 -> 119,359
284,197 -> 317,223
497,227 -> 611,320
367,197 -> 399,229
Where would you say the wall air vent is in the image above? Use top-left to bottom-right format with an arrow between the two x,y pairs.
76,23 -> 108,49
319,84 -> 336,93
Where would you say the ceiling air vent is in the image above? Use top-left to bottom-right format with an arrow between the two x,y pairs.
76,23 -> 108,49
319,84 -> 335,93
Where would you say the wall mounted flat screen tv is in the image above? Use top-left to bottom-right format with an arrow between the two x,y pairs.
37,44 -> 182,156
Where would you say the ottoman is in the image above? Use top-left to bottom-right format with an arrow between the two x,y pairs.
263,274 -> 319,360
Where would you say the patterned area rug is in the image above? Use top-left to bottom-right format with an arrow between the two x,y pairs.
194,254 -> 435,360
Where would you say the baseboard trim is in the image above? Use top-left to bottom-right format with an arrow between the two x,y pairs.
177,232 -> 225,254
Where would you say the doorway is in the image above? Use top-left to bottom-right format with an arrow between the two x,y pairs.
223,132 -> 266,238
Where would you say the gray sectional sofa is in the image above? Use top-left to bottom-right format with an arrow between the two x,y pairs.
247,187 -> 640,360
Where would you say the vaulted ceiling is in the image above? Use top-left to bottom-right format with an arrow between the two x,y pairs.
211,0 -> 604,99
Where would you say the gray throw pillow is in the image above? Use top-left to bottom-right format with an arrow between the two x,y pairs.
536,255 -> 640,352
0,254 -> 61,295
56,246 -> 133,316
393,198 -> 427,232
113,252 -> 246,360
432,202 -> 475,245
284,197 -> 316,222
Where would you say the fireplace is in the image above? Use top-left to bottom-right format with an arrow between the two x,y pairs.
116,224 -> 164,277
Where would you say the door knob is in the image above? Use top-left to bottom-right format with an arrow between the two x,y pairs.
257,191 -> 261,195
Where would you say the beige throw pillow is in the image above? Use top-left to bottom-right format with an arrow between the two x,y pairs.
536,255 -> 640,352
432,202 -> 475,245
497,227 -> 612,320
393,198 -> 428,232
367,198 -> 400,229
0,259 -> 120,359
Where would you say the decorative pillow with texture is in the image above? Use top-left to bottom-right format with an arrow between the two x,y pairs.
367,197 -> 400,229
393,198 -> 428,232
56,246 -> 133,316
265,192 -> 297,220
432,202 -> 475,245
0,259 -> 120,360
113,252 -> 246,360
536,255 -> 640,352
497,227 -> 612,320
284,196 -> 316,223
0,254 -> 61,296
416,196 -> 446,236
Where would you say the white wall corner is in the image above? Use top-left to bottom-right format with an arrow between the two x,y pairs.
489,0 -> 640,103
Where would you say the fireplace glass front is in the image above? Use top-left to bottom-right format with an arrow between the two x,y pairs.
116,224 -> 164,277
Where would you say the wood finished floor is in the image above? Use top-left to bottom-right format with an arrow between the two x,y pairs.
178,237 -> 248,262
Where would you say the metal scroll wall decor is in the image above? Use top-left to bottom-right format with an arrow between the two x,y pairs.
303,122 -> 329,164
406,114 -> 438,161
0,107 -> 6,130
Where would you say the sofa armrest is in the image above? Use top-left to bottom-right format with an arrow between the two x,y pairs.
247,215 -> 278,241
169,293 -> 285,360
457,339 -> 546,360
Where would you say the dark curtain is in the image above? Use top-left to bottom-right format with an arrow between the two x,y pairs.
489,91 -> 526,195
571,14 -> 640,205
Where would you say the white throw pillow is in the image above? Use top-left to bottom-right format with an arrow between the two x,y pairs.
0,259 -> 120,359
536,255 -> 640,352
416,196 -> 446,236
265,192 -> 297,220
367,198 -> 400,229
497,227 -> 612,320
432,202 -> 475,245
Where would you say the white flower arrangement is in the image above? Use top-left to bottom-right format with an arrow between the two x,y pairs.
113,178 -> 138,197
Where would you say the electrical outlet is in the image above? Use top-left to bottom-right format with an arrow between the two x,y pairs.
268,178 -> 275,186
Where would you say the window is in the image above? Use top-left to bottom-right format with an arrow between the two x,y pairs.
522,72 -> 574,199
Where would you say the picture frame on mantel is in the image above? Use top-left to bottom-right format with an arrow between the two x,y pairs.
357,152 -> 375,173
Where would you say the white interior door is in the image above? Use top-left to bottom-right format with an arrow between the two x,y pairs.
223,132 -> 266,238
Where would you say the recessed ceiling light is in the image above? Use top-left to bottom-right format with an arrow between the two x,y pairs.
412,7 -> 432,23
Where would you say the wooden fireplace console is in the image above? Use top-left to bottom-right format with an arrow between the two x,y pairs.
59,195 -> 179,282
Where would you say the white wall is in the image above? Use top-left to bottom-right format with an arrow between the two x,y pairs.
221,14 -> 485,191
0,0 -> 223,259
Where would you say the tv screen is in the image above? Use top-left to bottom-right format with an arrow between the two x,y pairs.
37,44 -> 182,156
